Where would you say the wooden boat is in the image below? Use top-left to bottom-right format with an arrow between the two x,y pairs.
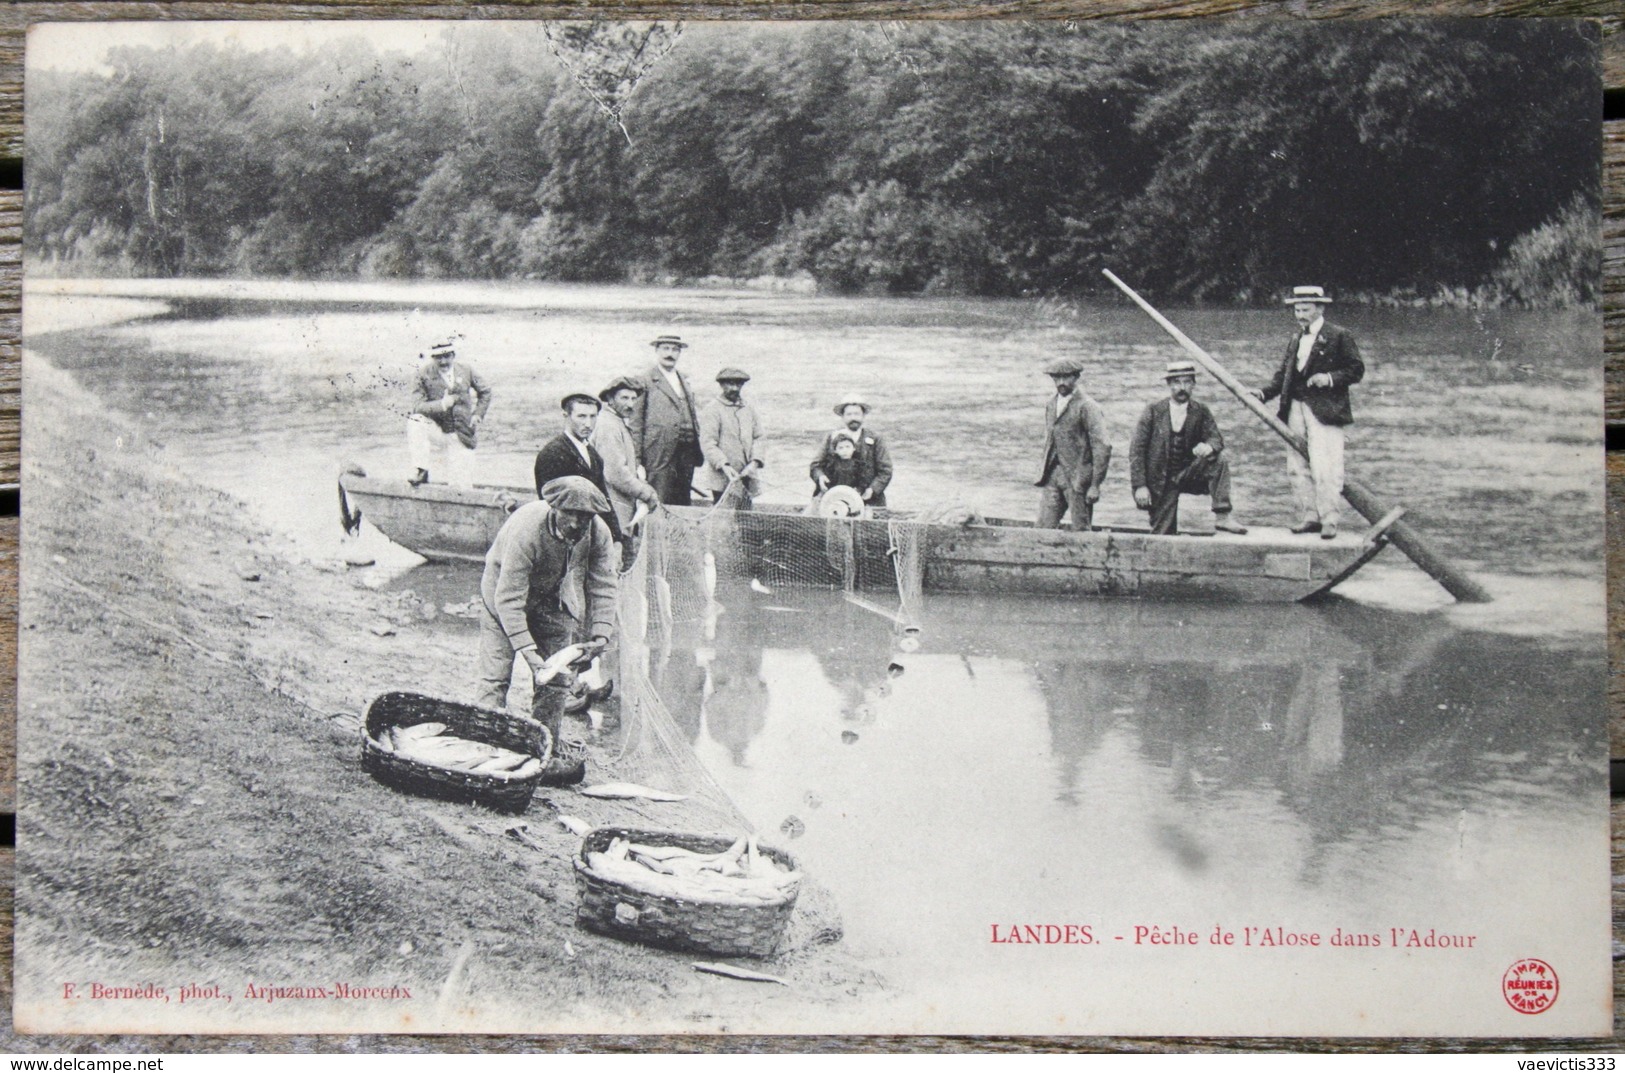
337,469 -> 1397,603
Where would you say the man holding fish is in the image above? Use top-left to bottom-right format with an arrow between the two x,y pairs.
476,476 -> 619,745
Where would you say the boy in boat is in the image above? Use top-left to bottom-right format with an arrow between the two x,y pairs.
1131,361 -> 1249,536
810,397 -> 894,508
406,335 -> 491,487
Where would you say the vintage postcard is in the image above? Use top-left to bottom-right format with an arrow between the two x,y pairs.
14,19 -> 1608,1036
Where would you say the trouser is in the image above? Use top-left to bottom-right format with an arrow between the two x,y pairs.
407,415 -> 474,488
1285,403 -> 1346,527
475,601 -> 581,744
1149,454 -> 1234,535
1037,481 -> 1094,530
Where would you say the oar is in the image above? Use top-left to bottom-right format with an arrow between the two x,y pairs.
1102,269 -> 1492,604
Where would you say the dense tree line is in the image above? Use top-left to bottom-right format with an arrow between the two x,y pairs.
23,21 -> 1601,304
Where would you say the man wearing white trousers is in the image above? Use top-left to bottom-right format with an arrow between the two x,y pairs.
1249,285 -> 1365,539
407,336 -> 491,487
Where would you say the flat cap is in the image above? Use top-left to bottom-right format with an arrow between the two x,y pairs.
599,375 -> 644,401
716,367 -> 751,383
560,392 -> 601,411
1044,357 -> 1084,377
540,476 -> 611,514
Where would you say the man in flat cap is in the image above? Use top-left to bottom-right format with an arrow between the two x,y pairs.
698,368 -> 766,510
1132,361 -> 1249,536
407,335 -> 491,487
1036,357 -> 1110,531
591,375 -> 661,538
533,392 -> 622,545
1248,285 -> 1366,539
477,476 -> 619,745
811,398 -> 895,507
634,334 -> 703,506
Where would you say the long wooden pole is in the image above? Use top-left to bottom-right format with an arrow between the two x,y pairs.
1102,269 -> 1493,604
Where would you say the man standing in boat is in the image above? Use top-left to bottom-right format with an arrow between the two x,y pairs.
1131,361 -> 1249,536
477,476 -> 618,748
1247,285 -> 1366,539
533,393 -> 623,546
698,368 -> 766,510
591,375 -> 662,538
406,335 -> 491,488
634,334 -> 703,506
1036,357 -> 1110,531
810,397 -> 894,508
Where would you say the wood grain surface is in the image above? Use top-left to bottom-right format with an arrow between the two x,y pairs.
0,3 -> 1619,1052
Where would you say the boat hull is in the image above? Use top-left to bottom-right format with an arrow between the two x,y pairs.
337,473 -> 1385,602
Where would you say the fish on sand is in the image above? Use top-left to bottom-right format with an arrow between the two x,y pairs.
578,782 -> 688,802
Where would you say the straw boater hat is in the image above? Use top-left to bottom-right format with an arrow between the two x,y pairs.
598,375 -> 644,402
1164,361 -> 1199,381
1044,357 -> 1084,377
651,334 -> 689,349
818,486 -> 866,518
429,338 -> 457,357
833,397 -> 872,416
540,476 -> 610,514
1284,285 -> 1334,305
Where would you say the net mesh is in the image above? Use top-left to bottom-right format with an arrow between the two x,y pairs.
594,507 -> 926,830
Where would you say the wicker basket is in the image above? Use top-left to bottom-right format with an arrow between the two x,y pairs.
573,826 -> 799,958
361,691 -> 551,814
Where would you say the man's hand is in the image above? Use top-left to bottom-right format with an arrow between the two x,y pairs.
1192,442 -> 1214,459
723,464 -> 740,482
815,474 -> 830,492
1134,487 -> 1152,510
743,459 -> 762,475
636,464 -> 647,481
861,487 -> 874,502
1245,387 -> 1265,402
1085,485 -> 1101,505
440,394 -> 459,412
1306,373 -> 1334,389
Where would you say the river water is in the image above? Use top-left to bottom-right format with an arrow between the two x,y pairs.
21,279 -> 1608,1035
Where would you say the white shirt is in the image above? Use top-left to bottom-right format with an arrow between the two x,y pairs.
566,431 -> 593,467
1054,391 -> 1073,416
1169,400 -> 1188,432
1296,315 -> 1325,371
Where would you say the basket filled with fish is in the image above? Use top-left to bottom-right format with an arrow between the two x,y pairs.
573,826 -> 801,958
362,691 -> 552,814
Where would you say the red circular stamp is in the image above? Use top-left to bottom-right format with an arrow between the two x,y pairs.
1502,958 -> 1559,1015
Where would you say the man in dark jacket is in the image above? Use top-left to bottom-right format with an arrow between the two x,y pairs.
1131,361 -> 1249,536
1035,358 -> 1110,531
810,398 -> 895,508
533,393 -> 623,546
634,334 -> 703,506
1248,285 -> 1366,539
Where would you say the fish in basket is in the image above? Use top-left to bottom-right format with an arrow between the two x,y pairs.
361,691 -> 552,814
573,826 -> 801,958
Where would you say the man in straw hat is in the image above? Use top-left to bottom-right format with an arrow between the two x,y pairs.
1131,361 -> 1249,536
811,397 -> 894,507
406,334 -> 491,487
476,476 -> 618,744
698,368 -> 766,510
1036,356 -> 1110,531
634,333 -> 703,506
1247,285 -> 1366,539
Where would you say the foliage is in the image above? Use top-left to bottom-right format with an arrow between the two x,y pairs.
22,21 -> 1601,305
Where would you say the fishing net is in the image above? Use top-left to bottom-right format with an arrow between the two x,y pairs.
593,507 -> 929,831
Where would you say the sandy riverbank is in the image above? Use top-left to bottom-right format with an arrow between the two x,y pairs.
13,355 -> 878,1038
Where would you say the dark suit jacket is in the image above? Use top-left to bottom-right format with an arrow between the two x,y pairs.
1130,398 -> 1223,498
410,360 -> 492,448
632,364 -> 702,475
1259,321 -> 1365,427
533,434 -> 623,544
1035,392 -> 1110,494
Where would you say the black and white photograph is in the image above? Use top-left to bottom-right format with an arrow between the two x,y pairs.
13,18 -> 1609,1036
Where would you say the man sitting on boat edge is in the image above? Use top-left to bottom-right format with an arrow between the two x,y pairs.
1131,361 -> 1249,537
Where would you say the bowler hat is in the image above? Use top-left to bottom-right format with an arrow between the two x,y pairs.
598,375 -> 644,402
716,367 -> 751,384
833,397 -> 872,416
1164,360 -> 1199,381
540,476 -> 611,514
1284,285 -> 1334,305
1044,357 -> 1084,377
651,334 -> 689,349
560,392 -> 601,411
